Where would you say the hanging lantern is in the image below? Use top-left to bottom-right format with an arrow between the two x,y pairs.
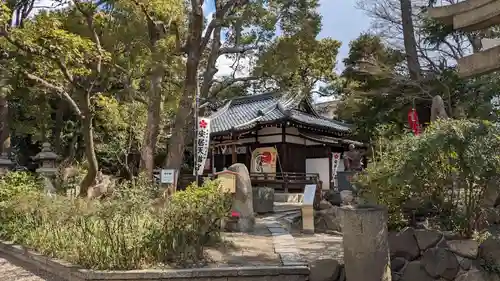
407,108 -> 421,136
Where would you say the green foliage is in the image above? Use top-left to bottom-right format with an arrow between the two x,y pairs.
0,171 -> 40,202
357,119 -> 500,236
0,178 -> 231,269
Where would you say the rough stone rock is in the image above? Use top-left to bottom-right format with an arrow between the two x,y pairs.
318,199 -> 333,210
447,240 -> 479,259
485,207 -> 500,225
421,247 -> 460,280
392,272 -> 401,281
325,190 -> 342,206
437,237 -> 449,248
389,228 -> 420,260
337,265 -> 345,281
252,187 -> 274,214
315,206 -> 341,232
442,231 -> 462,240
481,179 -> 500,208
455,270 -> 500,281
309,259 -> 340,281
414,229 -> 443,251
479,233 -> 500,270
87,174 -> 116,199
391,257 -> 407,272
339,190 -> 354,204
400,261 -> 434,281
456,256 -> 473,270
228,163 -> 255,232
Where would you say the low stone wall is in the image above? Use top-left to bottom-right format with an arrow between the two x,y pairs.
389,227 -> 500,281
0,240 -> 309,281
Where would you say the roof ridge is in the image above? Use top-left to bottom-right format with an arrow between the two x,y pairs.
228,92 -> 278,105
290,109 -> 351,126
208,99 -> 233,119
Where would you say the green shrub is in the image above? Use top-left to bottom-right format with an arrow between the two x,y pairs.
146,179 -> 232,267
0,171 -> 40,202
356,119 -> 500,236
0,178 -> 231,270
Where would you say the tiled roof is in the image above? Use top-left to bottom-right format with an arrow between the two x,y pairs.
209,93 -> 352,135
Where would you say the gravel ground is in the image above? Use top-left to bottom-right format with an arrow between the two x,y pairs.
0,254 -> 64,281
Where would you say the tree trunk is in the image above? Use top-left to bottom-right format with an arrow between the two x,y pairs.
53,99 -> 66,155
164,64 -> 197,170
400,0 -> 421,80
139,64 -> 164,179
79,92 -> 98,196
164,1 -> 204,171
0,95 -> 10,154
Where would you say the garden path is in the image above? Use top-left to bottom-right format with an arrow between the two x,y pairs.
0,253 -> 64,281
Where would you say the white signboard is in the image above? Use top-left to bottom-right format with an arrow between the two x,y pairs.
303,184 -> 317,206
194,118 -> 211,176
160,169 -> 176,184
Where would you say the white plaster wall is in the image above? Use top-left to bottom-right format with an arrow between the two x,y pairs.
258,135 -> 282,143
285,135 -> 306,145
257,127 -> 281,135
306,158 -> 330,190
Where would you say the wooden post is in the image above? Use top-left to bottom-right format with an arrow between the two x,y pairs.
232,143 -> 237,164
328,146 -> 333,190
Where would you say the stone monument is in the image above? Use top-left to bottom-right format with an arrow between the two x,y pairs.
428,0 -> 500,78
227,163 -> 255,232
339,205 -> 391,281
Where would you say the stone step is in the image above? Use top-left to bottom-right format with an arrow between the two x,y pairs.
273,202 -> 302,213
274,193 -> 303,203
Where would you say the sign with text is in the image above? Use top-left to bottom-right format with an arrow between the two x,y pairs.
194,118 -> 211,176
160,169 -> 176,184
303,184 -> 317,206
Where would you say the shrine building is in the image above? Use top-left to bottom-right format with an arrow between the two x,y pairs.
201,92 -> 366,192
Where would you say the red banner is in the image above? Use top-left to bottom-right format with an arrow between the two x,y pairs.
407,108 -> 421,136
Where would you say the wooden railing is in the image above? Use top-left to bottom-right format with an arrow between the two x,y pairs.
177,172 -> 320,193
250,172 -> 320,193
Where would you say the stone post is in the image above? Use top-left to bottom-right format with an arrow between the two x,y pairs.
0,152 -> 13,176
339,205 -> 391,281
33,142 -> 59,193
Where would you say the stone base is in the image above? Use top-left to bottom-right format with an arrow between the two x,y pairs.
253,187 -> 275,214
301,206 -> 314,234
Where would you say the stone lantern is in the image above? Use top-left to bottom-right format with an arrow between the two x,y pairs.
0,152 -> 13,176
33,142 -> 59,176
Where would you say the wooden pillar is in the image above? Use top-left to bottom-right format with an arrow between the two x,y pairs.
232,143 -> 237,164
282,123 -> 288,192
328,146 -> 333,190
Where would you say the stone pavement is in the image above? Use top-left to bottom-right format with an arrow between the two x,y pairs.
259,215 -> 307,266
0,253 -> 64,281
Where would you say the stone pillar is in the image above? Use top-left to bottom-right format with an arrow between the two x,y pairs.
0,152 -> 12,176
339,205 -> 391,281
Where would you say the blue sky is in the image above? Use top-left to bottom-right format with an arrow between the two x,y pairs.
205,0 -> 371,71
318,0 -> 371,71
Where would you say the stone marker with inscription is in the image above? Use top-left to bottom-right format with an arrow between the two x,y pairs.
228,163 -> 255,232
302,184 -> 316,234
